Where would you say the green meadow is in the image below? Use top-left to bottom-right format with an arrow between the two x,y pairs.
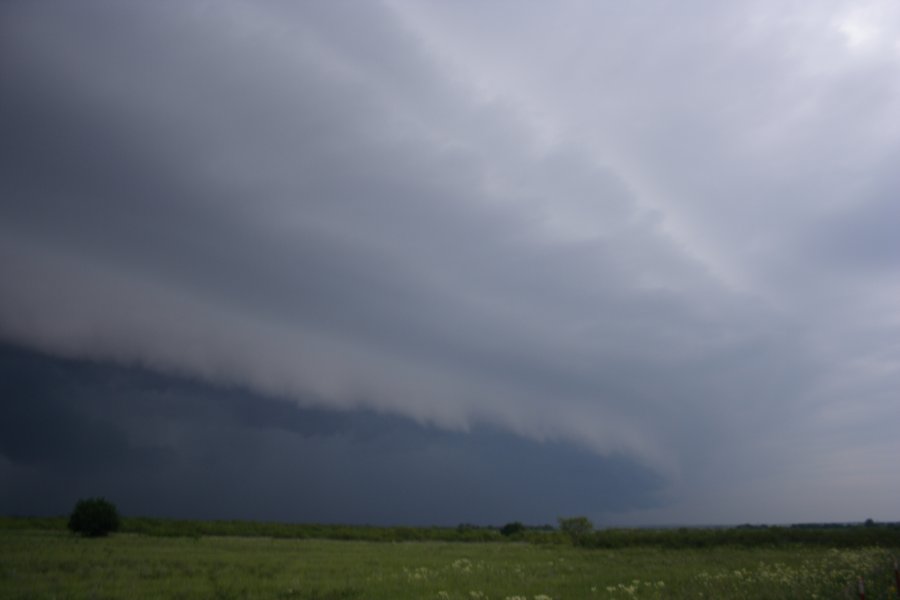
1,521 -> 899,599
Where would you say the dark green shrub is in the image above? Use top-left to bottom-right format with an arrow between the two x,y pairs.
558,516 -> 593,544
500,521 -> 525,536
68,497 -> 120,537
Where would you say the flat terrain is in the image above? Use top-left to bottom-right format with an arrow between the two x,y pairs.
1,529 -> 897,599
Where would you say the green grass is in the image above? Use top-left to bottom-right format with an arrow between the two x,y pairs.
4,516 -> 899,547
1,529 -> 898,599
0,516 -> 506,543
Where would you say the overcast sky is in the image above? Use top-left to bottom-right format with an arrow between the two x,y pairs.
2,0 -> 899,526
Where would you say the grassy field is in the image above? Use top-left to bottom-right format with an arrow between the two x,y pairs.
1,528 -> 898,599
4,516 -> 900,548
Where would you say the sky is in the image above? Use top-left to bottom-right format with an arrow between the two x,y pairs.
1,0 -> 899,527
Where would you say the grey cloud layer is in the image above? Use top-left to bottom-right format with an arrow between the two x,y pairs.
0,344 -> 662,524
2,0 -> 899,523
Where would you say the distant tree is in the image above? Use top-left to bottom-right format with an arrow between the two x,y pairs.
864,518 -> 875,527
68,497 -> 120,537
558,516 -> 593,543
500,521 -> 525,536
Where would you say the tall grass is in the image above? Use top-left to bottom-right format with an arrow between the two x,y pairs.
1,528 -> 897,599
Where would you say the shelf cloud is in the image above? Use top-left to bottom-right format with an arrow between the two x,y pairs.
2,0 -> 899,524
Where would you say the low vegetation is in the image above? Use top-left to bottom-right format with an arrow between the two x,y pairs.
4,515 -> 899,548
66,498 -> 120,538
1,528 -> 898,599
2,516 -> 899,598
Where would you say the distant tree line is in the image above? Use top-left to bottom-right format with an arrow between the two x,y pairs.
4,510 -> 900,548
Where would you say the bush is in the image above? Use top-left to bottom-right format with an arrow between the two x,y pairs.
500,521 -> 525,537
558,516 -> 593,544
68,497 -> 120,537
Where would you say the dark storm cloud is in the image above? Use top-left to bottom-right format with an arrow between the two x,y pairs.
0,0 -> 744,466
0,347 -> 167,472
1,0 -> 899,525
0,344 -> 662,524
